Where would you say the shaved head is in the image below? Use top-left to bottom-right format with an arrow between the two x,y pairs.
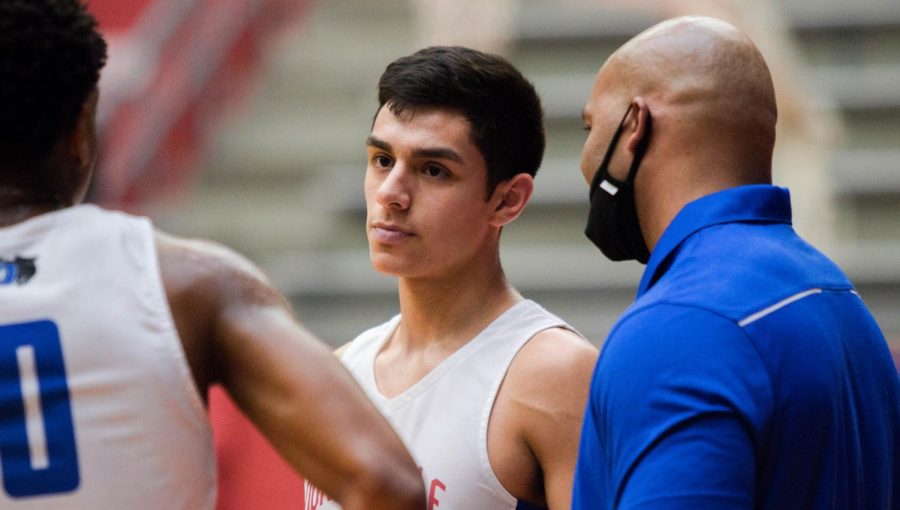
610,16 -> 776,133
580,16 -> 780,250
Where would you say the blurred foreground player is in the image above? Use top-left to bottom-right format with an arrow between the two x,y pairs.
573,16 -> 900,508
306,46 -> 598,509
0,1 -> 424,508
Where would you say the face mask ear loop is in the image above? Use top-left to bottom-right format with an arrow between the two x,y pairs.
624,109 -> 652,187
589,105 -> 635,197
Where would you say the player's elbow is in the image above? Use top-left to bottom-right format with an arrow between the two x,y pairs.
340,456 -> 426,510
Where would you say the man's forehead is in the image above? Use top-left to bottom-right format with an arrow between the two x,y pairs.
582,74 -> 606,120
372,106 -> 473,142
584,59 -> 626,113
375,104 -> 469,125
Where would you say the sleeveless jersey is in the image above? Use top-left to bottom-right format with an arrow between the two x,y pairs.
0,205 -> 216,508
304,300 -> 573,510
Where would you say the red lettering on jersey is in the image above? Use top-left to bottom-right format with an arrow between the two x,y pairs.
428,478 -> 446,510
304,484 -> 332,510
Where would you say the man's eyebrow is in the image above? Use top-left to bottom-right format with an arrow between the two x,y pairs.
366,136 -> 465,164
366,136 -> 391,152
581,106 -> 589,123
414,147 -> 464,164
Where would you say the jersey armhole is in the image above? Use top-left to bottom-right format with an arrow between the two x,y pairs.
478,322 -> 569,507
141,222 -> 210,422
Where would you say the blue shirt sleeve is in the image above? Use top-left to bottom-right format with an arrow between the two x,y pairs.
574,303 -> 773,509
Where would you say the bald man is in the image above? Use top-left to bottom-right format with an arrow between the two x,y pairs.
573,16 -> 900,509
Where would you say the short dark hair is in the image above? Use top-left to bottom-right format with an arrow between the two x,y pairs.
377,46 -> 545,197
0,0 -> 107,167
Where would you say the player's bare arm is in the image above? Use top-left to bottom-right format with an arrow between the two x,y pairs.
489,327 -> 598,509
155,231 -> 426,510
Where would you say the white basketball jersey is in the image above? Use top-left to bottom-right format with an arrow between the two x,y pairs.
304,300 -> 573,510
0,205 -> 215,508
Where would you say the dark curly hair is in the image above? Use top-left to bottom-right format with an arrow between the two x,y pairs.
0,0 -> 107,167
377,46 -> 545,197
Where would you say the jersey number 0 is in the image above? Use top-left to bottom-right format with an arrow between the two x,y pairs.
0,320 -> 79,498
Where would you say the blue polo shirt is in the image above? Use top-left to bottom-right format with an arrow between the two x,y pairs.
573,185 -> 900,509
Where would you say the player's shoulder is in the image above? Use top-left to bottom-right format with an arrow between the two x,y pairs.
508,327 -> 598,393
523,327 -> 597,368
154,230 -> 279,306
498,326 -> 597,449
155,230 -> 260,273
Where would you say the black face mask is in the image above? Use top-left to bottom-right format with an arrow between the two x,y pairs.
584,105 -> 652,264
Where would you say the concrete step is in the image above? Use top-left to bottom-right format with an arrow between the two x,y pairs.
269,239 -> 900,346
527,64 -> 900,123
322,149 -> 900,211
196,2 -> 900,180
150,170 -> 345,261
514,0 -> 900,42
198,0 -> 413,179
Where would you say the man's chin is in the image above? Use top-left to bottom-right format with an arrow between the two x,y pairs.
370,252 -> 410,277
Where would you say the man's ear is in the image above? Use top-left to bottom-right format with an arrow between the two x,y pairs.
59,89 -> 99,170
489,173 -> 534,227
74,90 -> 99,169
625,96 -> 650,155
49,89 -> 98,205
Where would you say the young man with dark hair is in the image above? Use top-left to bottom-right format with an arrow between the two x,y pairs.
306,46 -> 598,510
0,1 -> 425,508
